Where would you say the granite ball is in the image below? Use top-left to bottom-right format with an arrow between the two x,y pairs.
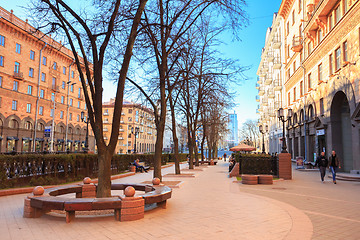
124,186 -> 135,197
33,186 -> 44,196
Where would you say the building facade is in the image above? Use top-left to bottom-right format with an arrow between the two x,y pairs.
257,0 -> 360,172
228,112 -> 239,148
0,7 -> 95,153
102,99 -> 156,154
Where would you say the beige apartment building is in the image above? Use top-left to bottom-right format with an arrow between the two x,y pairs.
257,0 -> 360,172
102,99 -> 156,154
0,7 -> 95,153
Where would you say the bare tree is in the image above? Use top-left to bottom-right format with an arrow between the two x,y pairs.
30,0 -> 148,197
239,119 -> 259,147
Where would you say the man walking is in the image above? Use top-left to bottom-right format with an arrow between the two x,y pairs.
329,150 -> 341,184
223,153 -> 227,162
315,152 -> 328,183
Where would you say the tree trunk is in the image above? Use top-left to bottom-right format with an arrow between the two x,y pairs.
169,97 -> 180,174
96,148 -> 112,197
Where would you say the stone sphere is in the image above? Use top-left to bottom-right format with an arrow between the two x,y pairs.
33,186 -> 44,196
83,177 -> 92,184
124,186 -> 135,197
152,178 -> 161,185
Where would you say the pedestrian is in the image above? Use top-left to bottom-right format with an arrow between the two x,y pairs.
315,151 -> 328,183
329,150 -> 341,184
223,153 -> 227,162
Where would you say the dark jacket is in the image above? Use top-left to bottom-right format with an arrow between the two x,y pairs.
315,155 -> 328,167
328,155 -> 340,167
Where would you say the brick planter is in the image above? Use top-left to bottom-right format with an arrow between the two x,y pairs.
258,175 -> 273,184
242,175 -> 259,185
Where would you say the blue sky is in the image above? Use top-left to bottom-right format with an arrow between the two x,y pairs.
1,0 -> 282,128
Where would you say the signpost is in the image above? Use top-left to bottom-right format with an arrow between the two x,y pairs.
44,126 -> 51,138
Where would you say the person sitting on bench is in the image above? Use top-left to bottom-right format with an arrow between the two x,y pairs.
134,159 -> 148,173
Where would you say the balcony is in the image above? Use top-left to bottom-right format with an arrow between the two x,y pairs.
264,75 -> 272,85
13,71 -> 23,80
273,57 -> 281,69
119,129 -> 124,132
262,97 -> 268,106
256,95 -> 260,102
273,78 -> 282,91
258,70 -> 266,77
274,101 -> 280,110
292,36 -> 303,52
261,63 -> 269,71
121,112 -> 125,115
118,137 -> 124,140
267,51 -> 274,62
258,87 -> 265,96
268,109 -> 276,117
268,89 -> 275,99
272,37 -> 281,49
120,121 -> 124,124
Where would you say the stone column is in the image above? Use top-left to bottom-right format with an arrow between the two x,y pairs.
118,186 -> 144,221
23,186 -> 45,218
81,177 -> 96,198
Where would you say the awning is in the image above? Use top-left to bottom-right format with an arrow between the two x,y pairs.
35,138 -> 44,141
57,139 -> 64,143
0,136 -> 3,140
22,137 -> 33,141
82,141 -> 86,144
74,140 -> 80,143
7,136 -> 19,141
67,140 -> 73,143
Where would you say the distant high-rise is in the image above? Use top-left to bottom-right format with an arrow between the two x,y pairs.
228,112 -> 238,148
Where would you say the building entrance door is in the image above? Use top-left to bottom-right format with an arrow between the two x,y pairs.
330,91 -> 353,172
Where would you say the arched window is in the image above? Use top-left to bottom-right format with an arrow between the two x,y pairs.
68,127 -> 73,134
308,105 -> 314,120
37,123 -> 44,131
59,126 -> 65,134
76,128 -> 80,135
299,110 -> 304,123
25,121 -> 32,130
293,113 -> 298,124
10,119 -> 19,129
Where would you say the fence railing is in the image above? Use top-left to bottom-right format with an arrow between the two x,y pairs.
236,154 -> 278,176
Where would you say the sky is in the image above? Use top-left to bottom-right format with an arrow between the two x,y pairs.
1,0 -> 282,129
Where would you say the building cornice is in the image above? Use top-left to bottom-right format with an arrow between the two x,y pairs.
279,0 -> 295,20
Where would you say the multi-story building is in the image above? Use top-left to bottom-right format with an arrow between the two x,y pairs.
228,112 -> 238,148
0,6 -> 95,153
257,0 -> 360,172
102,99 -> 156,154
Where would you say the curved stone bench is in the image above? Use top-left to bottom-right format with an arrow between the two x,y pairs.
24,178 -> 172,223
258,175 -> 273,185
241,175 -> 259,185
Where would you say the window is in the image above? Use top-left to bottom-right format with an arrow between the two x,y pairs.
335,47 -> 341,70
78,87 -> 81,98
300,81 -> 303,97
60,111 -> 64,119
0,56 -> 3,67
343,41 -> 348,63
128,117 -> 132,122
288,92 -> 291,106
293,87 -> 296,101
308,73 -> 312,90
69,113 -> 72,121
62,81 -> 65,89
320,98 -> 324,116
292,10 -> 295,25
41,72 -> 46,82
0,76 -> 2,87
42,56 -> 47,65
0,97 -> 2,107
39,106 -> 44,115
318,63 -> 323,82
26,103 -> 31,113
63,66 -> 66,74
77,101 -> 80,109
329,54 -> 334,75
70,98 -> 73,106
30,50 -> 35,60
308,41 -> 312,55
128,109 -> 132,114
52,77 -> 56,88
293,61 -> 296,73
335,5 -> 341,24
104,109 -> 109,115
27,85 -> 33,95
70,84 -> 74,92
40,89 -> 44,98
286,22 -> 289,35
61,96 -> 65,104
77,115 -> 80,122
329,13 -> 333,30
29,68 -> 34,77
53,62 -> 57,70
71,71 -> 74,78
0,35 -> 4,46
16,43 -> 21,54
318,29 -> 323,43
50,109 -> 54,117
343,0 -> 348,14
13,81 -> 19,91
12,100 -> 17,110
14,62 -> 20,73
299,0 -> 302,11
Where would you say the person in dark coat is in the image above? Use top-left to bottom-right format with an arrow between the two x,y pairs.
329,150 -> 341,184
315,152 -> 328,183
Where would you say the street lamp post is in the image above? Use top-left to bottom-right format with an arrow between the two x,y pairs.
131,126 -> 140,153
277,108 -> 292,153
81,111 -> 89,153
259,125 -> 268,154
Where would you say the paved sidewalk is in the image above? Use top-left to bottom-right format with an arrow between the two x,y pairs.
0,161 -> 312,240
238,165 -> 360,240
